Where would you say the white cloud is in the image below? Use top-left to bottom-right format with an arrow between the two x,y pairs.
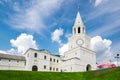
91,36 -> 112,63
13,2 -> 21,12
51,28 -> 63,45
10,33 -> 37,54
7,0 -> 63,34
59,43 -> 68,55
0,50 -> 7,54
95,0 -> 103,7
0,48 -> 17,55
65,33 -> 72,39
88,0 -> 119,20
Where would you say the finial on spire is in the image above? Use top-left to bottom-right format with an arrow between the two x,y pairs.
78,6 -> 80,12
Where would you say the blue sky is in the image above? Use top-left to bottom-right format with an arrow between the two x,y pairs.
0,0 -> 120,63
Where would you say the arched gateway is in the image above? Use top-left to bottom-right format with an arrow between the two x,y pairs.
86,64 -> 91,71
32,65 -> 38,71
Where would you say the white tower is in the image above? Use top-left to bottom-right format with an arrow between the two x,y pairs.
61,8 -> 96,72
68,8 -> 90,50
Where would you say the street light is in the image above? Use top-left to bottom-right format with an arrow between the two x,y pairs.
115,54 -> 120,67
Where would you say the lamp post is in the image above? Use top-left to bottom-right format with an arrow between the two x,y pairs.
115,54 -> 120,67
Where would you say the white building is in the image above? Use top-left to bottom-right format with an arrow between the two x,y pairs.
0,9 -> 96,72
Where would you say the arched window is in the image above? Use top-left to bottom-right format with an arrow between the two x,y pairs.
54,59 -> 55,62
50,67 -> 52,70
44,65 -> 46,69
44,55 -> 46,60
34,53 -> 37,58
56,68 -> 58,71
78,27 -> 80,33
50,58 -> 52,61
57,60 -> 59,63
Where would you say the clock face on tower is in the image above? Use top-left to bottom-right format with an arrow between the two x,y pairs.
76,39 -> 84,46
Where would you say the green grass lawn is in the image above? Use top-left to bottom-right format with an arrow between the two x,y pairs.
0,67 -> 119,80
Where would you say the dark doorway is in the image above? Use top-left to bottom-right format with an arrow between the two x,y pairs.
86,64 -> 91,71
32,65 -> 38,71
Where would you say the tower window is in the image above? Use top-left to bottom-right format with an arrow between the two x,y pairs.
34,53 -> 37,58
78,27 -> 80,33
44,56 -> 46,60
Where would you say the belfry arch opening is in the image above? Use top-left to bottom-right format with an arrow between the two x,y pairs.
86,64 -> 91,71
78,27 -> 80,33
32,65 -> 38,71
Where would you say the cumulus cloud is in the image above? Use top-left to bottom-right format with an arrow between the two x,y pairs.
59,43 -> 68,55
91,36 -> 112,63
94,0 -> 103,7
65,33 -> 72,39
0,50 -> 7,54
51,28 -> 63,45
10,33 -> 37,54
7,0 -> 63,34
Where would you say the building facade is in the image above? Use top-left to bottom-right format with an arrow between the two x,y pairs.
0,10 -> 96,72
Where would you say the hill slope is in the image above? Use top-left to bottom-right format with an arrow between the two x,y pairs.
0,67 -> 119,80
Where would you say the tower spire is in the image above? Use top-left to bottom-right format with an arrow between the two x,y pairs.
74,7 -> 84,26
73,7 -> 85,35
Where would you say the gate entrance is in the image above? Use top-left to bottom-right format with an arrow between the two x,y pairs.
86,64 -> 91,71
32,65 -> 38,71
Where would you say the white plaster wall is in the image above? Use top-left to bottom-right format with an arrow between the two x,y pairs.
49,55 -> 60,72
0,59 -> 25,70
68,34 -> 90,50
61,46 -> 96,72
